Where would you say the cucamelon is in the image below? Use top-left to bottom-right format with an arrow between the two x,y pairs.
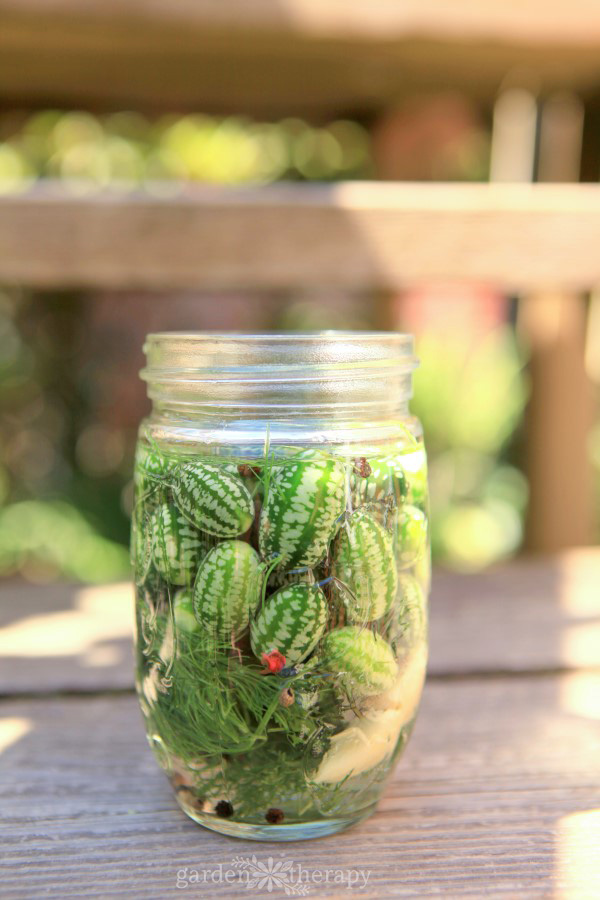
395,504 -> 427,567
332,511 -> 398,623
397,573 -> 426,617
259,455 -> 346,569
321,627 -> 397,697
173,461 -> 254,538
135,446 -> 171,494
384,573 -> 427,652
173,589 -> 199,634
351,456 -> 408,504
193,540 -> 262,639
313,642 -> 427,784
250,583 -> 328,666
151,501 -> 203,585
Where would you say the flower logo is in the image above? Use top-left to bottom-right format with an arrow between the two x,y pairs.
232,856 -> 309,895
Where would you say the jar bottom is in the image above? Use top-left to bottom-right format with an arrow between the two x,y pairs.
175,792 -> 378,841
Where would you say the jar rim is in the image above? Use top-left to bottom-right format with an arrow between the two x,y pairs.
142,331 -> 417,382
141,331 -> 417,423
144,330 -> 413,343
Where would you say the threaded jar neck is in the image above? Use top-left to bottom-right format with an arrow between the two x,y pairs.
141,331 -> 416,418
140,332 -> 418,449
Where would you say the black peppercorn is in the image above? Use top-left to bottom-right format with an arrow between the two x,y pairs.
265,808 -> 285,824
215,800 -> 234,818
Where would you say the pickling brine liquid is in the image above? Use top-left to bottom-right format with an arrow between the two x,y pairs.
132,434 -> 429,840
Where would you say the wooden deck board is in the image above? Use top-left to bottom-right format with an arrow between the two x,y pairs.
2,552 -> 598,895
1,676 -> 598,898
2,183 -> 600,292
3,1 -> 600,113
1,550 -> 598,695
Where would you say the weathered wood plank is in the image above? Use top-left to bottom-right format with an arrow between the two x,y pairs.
1,550 -> 598,695
3,1 -> 600,113
520,296 -> 596,551
0,676 -> 598,897
7,0 -> 600,44
430,549 -> 600,676
0,580 -> 134,694
1,183 -> 600,291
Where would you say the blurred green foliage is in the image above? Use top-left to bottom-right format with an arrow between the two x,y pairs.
0,110 -> 529,582
412,329 -> 529,570
0,111 -> 372,191
0,293 -> 131,582
0,500 -> 128,582
0,291 -> 530,582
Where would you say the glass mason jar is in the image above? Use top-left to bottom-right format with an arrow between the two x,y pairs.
132,332 -> 429,841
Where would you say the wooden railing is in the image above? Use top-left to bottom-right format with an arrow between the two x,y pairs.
3,1 -> 600,112
0,182 -> 599,290
0,3 -> 598,552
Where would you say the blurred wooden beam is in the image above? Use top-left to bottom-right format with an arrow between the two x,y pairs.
1,182 -> 600,291
517,92 -> 595,552
520,296 -> 595,551
5,0 -> 600,44
4,2 -> 600,114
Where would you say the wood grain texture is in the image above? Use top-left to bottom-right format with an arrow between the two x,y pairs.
2,182 -> 600,291
520,296 -> 596,552
5,0 -> 600,43
429,549 -> 600,676
0,580 -> 134,694
1,550 -> 599,695
1,677 -> 599,898
3,1 -> 600,113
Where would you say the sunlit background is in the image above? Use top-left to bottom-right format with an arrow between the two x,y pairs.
0,103 -> 597,583
0,14 -> 599,896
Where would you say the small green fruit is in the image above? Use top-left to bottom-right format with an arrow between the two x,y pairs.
351,456 -> 408,504
259,455 -> 346,569
321,627 -> 397,697
173,589 -> 199,633
251,583 -> 328,666
151,502 -> 203,586
395,505 -> 427,567
173,462 -> 255,538
332,511 -> 397,623
194,540 -> 262,639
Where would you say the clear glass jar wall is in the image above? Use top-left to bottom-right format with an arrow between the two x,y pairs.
132,333 -> 429,840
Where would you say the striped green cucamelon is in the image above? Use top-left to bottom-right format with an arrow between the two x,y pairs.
250,583 -> 328,666
151,501 -> 203,585
384,573 -> 427,652
173,589 -> 200,634
397,572 -> 426,615
193,540 -> 262,639
173,461 -> 254,538
332,511 -> 398,623
397,573 -> 427,639
394,504 -> 427,567
135,446 -> 171,494
321,627 -> 397,697
259,454 -> 346,569
351,456 -> 408,505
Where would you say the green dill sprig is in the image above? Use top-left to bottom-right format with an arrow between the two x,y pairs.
146,633 -> 335,762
